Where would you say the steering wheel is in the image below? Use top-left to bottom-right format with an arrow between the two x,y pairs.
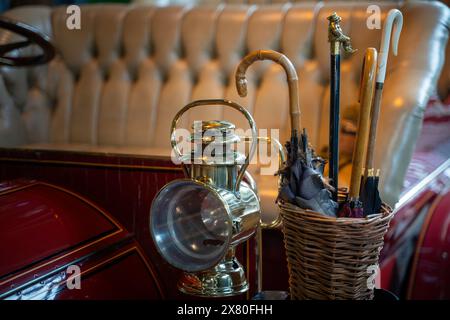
0,16 -> 55,67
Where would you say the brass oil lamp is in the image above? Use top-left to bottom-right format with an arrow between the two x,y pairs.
150,99 -> 260,297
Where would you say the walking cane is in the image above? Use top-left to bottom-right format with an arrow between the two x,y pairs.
365,9 -> 403,171
327,13 -> 356,201
361,9 -> 403,215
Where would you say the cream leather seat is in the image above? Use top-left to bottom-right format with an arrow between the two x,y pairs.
0,2 -> 448,223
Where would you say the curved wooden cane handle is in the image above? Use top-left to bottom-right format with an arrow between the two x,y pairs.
235,50 -> 301,133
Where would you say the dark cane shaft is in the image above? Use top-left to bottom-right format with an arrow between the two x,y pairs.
329,53 -> 340,200
327,12 -> 356,201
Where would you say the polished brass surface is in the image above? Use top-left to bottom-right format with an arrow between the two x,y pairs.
190,120 -> 240,147
178,249 -> 248,297
199,120 -> 235,131
188,164 -> 238,191
171,99 -> 257,193
327,12 -> 356,55
150,178 -> 260,274
151,98 -> 261,297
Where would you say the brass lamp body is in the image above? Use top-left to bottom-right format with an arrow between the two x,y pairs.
150,99 -> 260,297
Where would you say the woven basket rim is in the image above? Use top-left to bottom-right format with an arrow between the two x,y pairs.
278,201 -> 393,224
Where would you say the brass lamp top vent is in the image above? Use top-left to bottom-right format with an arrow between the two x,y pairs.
195,120 -> 235,131
190,120 -> 241,146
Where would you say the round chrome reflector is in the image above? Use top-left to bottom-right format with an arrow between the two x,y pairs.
150,180 -> 232,272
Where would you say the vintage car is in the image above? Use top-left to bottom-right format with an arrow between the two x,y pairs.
0,1 -> 449,300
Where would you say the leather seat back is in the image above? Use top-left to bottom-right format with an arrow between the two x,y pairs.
0,2 -> 448,206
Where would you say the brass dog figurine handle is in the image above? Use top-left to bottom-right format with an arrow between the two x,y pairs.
327,12 -> 357,55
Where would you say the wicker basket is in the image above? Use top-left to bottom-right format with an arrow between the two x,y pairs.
279,202 -> 394,300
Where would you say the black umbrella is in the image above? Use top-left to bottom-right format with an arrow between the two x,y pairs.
360,169 -> 382,216
235,50 -> 337,217
360,9 -> 403,216
279,129 -> 336,216
327,12 -> 356,201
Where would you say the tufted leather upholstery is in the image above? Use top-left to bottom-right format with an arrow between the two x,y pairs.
0,2 -> 448,222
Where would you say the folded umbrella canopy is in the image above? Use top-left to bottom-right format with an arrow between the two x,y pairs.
235,50 -> 337,217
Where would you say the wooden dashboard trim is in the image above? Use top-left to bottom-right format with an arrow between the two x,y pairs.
0,157 -> 183,172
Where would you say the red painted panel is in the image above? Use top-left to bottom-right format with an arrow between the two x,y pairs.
408,190 -> 450,299
3,244 -> 164,300
56,247 -> 163,300
380,255 -> 396,290
0,149 -> 190,298
0,182 -> 118,278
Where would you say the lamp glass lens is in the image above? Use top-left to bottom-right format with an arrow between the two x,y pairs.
150,180 -> 231,272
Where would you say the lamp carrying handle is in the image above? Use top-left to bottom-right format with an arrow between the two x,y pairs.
170,99 -> 257,193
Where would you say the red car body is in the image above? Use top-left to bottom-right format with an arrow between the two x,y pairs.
0,95 -> 448,299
